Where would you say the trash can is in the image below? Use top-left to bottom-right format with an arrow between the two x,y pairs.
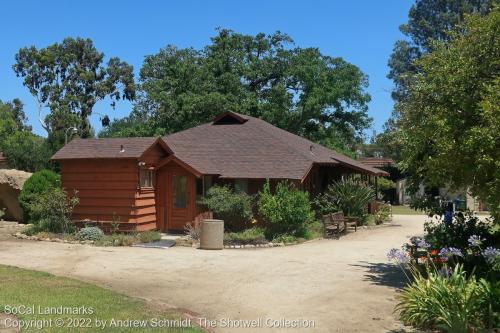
200,219 -> 224,250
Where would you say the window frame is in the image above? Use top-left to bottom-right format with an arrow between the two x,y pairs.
139,168 -> 155,189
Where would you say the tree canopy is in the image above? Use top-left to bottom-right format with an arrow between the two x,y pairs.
0,99 -> 51,172
102,29 -> 372,152
13,37 -> 136,144
399,9 -> 500,218
378,0 -> 494,160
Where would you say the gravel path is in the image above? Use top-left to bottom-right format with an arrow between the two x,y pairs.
0,215 -> 425,332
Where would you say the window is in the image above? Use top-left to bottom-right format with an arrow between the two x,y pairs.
234,179 -> 248,193
139,169 -> 154,188
196,176 -> 213,200
173,175 -> 187,208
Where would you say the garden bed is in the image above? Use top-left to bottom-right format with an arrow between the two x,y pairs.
14,229 -> 162,247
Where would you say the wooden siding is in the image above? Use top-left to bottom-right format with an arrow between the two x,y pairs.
61,159 -> 157,231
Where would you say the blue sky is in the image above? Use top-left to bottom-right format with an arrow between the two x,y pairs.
0,0 -> 413,137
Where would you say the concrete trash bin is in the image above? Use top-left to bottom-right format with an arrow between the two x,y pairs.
200,219 -> 224,250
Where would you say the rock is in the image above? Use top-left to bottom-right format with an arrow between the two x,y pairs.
0,169 -> 32,222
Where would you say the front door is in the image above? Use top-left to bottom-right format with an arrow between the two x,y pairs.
167,170 -> 193,230
156,160 -> 197,232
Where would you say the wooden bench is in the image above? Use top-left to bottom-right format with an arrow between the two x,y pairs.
321,212 -> 358,238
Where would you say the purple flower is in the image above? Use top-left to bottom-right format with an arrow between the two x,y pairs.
482,247 -> 500,263
468,235 -> 485,247
439,247 -> 463,260
438,266 -> 453,277
387,248 -> 409,264
417,239 -> 431,249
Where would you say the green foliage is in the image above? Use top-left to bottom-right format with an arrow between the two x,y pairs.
137,230 -> 162,243
398,10 -> 500,221
19,170 -> 60,223
95,231 -> 162,246
258,180 -> 314,237
0,99 -> 29,140
105,29 -> 371,151
1,131 -> 52,172
271,234 -> 298,244
383,0 -> 493,160
13,37 -> 136,140
374,203 -> 392,224
201,185 -> 253,231
314,179 -> 374,220
76,227 -> 104,241
396,264 -> 498,332
0,99 -> 49,172
303,220 -> 324,240
224,227 -> 267,245
388,0 -> 493,105
409,194 -> 445,216
29,187 -> 79,233
423,213 -> 494,253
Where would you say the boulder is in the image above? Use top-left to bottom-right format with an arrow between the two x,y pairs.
0,169 -> 32,222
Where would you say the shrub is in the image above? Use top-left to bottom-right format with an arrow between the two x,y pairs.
224,227 -> 267,245
19,169 -> 60,223
0,208 -> 5,221
258,180 -> 314,237
303,220 -> 324,240
423,213 -> 493,251
95,234 -> 136,247
374,203 -> 391,224
395,264 -> 497,332
184,220 -> 202,240
315,179 -> 374,221
272,234 -> 298,244
29,187 -> 79,233
76,227 -> 104,241
201,185 -> 253,231
137,230 -> 161,243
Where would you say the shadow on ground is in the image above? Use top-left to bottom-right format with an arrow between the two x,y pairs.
350,261 -> 408,289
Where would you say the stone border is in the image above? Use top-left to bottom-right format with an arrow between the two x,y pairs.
13,232 -> 94,245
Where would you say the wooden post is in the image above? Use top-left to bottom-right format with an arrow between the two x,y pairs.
375,176 -> 379,200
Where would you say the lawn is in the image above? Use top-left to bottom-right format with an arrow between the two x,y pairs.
391,205 -> 424,215
0,265 -> 203,332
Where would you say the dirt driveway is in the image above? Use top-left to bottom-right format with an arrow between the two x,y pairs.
0,215 -> 425,332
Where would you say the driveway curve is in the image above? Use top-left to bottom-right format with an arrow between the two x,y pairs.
0,215 -> 425,332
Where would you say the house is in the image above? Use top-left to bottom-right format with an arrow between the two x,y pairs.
51,112 -> 387,232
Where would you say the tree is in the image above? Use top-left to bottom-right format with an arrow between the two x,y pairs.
399,9 -> 500,219
105,29 -> 371,151
2,131 -> 52,172
13,37 -> 136,143
389,0 -> 493,104
381,0 -> 494,160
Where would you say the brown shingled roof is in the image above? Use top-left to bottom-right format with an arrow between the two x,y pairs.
51,112 -> 388,178
51,137 -> 163,160
163,112 -> 388,178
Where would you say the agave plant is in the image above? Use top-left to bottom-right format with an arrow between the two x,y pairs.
315,179 -> 374,217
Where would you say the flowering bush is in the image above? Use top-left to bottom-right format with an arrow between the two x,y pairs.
388,247 -> 500,332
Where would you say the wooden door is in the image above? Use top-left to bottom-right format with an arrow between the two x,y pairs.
156,161 -> 196,232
